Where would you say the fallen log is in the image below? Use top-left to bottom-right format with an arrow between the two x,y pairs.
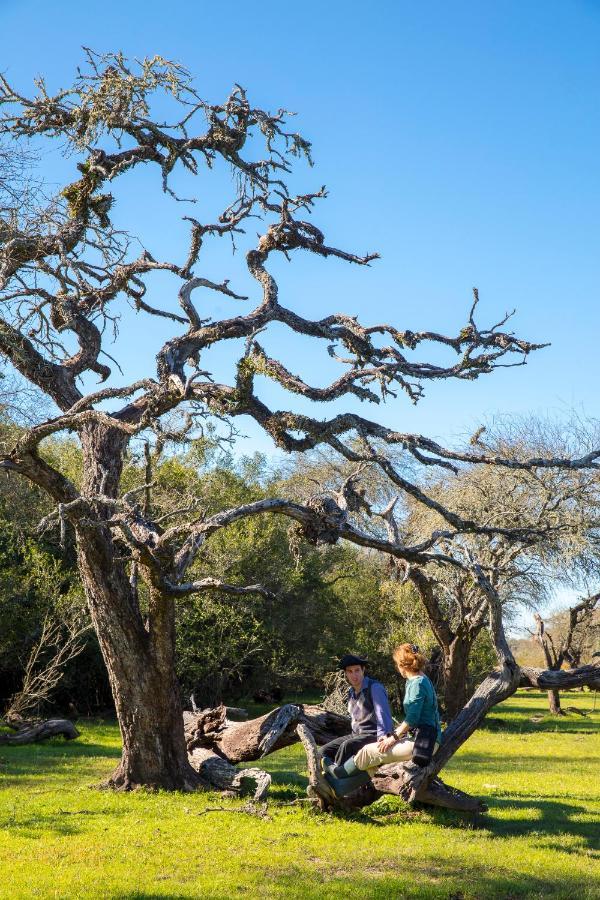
186,703 -> 486,813
184,703 -> 350,763
0,717 -> 80,744
188,746 -> 272,801
183,703 -> 349,801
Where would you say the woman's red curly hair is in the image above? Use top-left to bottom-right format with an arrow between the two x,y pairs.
393,643 -> 427,674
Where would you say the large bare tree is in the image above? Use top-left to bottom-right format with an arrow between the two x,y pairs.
1,52 -> 599,792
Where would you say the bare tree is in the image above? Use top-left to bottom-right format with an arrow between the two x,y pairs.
1,51 -> 599,793
0,608 -> 88,747
3,609 -> 90,722
398,420 -> 600,719
532,593 -> 600,714
288,422 -> 600,721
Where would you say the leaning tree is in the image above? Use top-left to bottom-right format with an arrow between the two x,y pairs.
1,52 -> 599,796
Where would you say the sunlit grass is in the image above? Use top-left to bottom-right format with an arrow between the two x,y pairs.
0,690 -> 598,898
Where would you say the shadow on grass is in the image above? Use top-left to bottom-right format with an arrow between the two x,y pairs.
258,862 -> 599,900
479,714 -> 599,735
0,739 -> 121,789
447,750 -> 600,772
0,805 -> 128,838
412,795 -> 600,855
0,739 -> 121,767
482,796 -> 600,848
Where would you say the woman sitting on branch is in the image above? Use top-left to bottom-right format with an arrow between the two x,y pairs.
323,644 -> 443,797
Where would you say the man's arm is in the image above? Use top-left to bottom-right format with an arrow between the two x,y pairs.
370,682 -> 394,738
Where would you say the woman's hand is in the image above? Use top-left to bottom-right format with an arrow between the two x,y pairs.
377,735 -> 397,753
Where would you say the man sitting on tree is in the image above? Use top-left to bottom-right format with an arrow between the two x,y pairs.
319,654 -> 395,769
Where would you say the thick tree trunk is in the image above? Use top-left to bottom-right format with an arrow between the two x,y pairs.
76,423 -> 200,791
77,527 -> 200,790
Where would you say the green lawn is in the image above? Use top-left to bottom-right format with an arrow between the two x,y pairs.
0,691 -> 599,899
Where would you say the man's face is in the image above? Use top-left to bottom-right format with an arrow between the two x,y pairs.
344,664 -> 365,691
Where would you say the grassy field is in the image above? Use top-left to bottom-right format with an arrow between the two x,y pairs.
0,690 -> 599,899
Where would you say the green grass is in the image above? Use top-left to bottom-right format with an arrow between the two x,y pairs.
0,691 -> 599,899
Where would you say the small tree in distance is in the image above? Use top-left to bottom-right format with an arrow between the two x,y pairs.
1,51 -> 599,791
532,594 -> 600,714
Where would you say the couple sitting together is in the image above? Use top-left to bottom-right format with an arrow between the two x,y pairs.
320,643 -> 442,797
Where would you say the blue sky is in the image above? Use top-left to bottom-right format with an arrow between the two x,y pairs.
1,0 -> 599,463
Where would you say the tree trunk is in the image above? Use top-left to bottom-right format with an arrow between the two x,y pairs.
442,637 -> 471,721
77,527 -> 200,790
547,688 -> 563,716
76,423 -> 200,791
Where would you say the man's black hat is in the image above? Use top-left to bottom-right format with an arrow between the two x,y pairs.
338,653 -> 369,669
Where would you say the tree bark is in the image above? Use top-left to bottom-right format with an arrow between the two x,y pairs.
442,637 -> 472,721
188,746 -> 272,801
76,423 -> 200,791
547,689 -> 563,716
183,703 -> 351,762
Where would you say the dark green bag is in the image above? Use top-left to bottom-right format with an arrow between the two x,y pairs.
411,723 -> 437,767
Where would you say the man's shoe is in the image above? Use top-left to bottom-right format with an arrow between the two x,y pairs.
321,755 -> 350,779
325,769 -> 370,798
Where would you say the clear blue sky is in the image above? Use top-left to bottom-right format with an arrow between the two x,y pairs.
1,0 -> 599,459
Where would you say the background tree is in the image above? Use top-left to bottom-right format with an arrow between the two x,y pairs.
400,418 -> 600,719
532,593 -> 600,714
1,51 -> 599,791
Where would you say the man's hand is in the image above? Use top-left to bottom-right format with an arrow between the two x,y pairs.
377,735 -> 397,753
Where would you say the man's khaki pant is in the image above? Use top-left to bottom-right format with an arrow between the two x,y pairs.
354,736 -> 414,771
354,738 -> 440,771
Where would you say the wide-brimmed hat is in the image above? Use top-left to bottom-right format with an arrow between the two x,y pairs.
338,653 -> 369,669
